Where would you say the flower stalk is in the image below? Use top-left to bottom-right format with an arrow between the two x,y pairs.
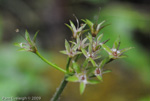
66,57 -> 72,72
51,53 -> 73,101
35,51 -> 66,73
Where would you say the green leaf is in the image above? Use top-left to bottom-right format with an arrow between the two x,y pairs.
65,23 -> 73,33
88,79 -> 100,84
99,57 -> 110,69
83,59 -> 89,68
102,70 -> 112,74
88,43 -> 92,54
82,37 -> 88,44
69,41 -> 76,45
89,57 -> 96,67
33,30 -> 39,43
14,43 -> 21,47
66,75 -> 79,82
113,36 -> 120,49
76,51 -> 82,55
81,29 -> 90,34
120,47 -> 134,53
98,24 -> 110,32
80,82 -> 86,94
87,33 -> 93,43
94,55 -> 101,60
25,30 -> 32,45
119,55 -> 128,58
69,20 -> 76,31
81,48 -> 88,58
78,24 -> 86,31
65,40 -> 70,52
60,50 -> 68,55
72,62 -> 81,73
97,75 -> 103,81
81,19 -> 86,23
101,44 -> 112,54
97,33 -> 103,42
109,55 -> 114,59
96,20 -> 105,31
102,39 -> 110,44
73,41 -> 80,51
85,19 -> 93,27
77,36 -> 80,44
87,67 -> 96,75
17,48 -> 28,51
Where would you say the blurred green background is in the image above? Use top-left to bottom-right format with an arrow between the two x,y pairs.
0,0 -> 150,101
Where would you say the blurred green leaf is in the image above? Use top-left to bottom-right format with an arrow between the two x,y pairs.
88,43 -> 92,54
69,20 -> 76,31
96,20 -> 105,31
99,57 -> 110,69
88,79 -> 100,84
14,43 -> 21,47
65,40 -> 70,52
83,59 -> 89,68
103,70 -> 112,74
97,75 -> 103,81
80,82 -> 86,94
25,30 -> 32,45
101,44 -> 112,54
120,47 -> 134,53
33,30 -> 39,43
65,23 -> 73,33
60,50 -> 67,55
72,62 -> 81,73
89,57 -> 96,67
66,75 -> 79,82
113,36 -> 120,49
81,48 -> 88,58
97,33 -> 103,42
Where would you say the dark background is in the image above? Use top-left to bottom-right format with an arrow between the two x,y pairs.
0,0 -> 150,101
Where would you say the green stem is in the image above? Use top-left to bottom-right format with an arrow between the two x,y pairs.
51,56 -> 72,101
66,57 -> 71,72
35,51 -> 66,73
74,54 -> 81,62
51,76 -> 68,101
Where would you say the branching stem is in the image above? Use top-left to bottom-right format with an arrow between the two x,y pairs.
35,51 -> 66,73
51,56 -> 72,101
66,57 -> 72,72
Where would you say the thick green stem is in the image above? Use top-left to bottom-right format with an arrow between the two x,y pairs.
51,76 -> 68,101
66,57 -> 71,72
51,56 -> 72,101
35,51 -> 66,73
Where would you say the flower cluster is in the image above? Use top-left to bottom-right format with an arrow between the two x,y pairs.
61,17 -> 133,94
14,30 -> 39,53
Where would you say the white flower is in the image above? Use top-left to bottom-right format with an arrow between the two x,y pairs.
79,75 -> 87,84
